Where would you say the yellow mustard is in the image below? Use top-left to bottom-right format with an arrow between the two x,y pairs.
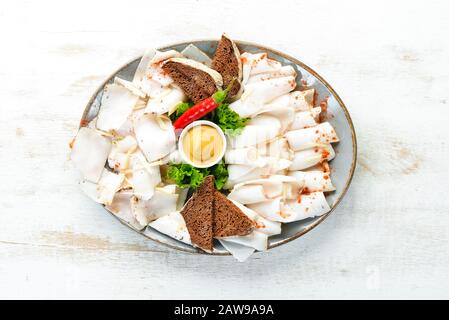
182,125 -> 224,166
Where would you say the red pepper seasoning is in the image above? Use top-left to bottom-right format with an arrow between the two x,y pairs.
321,150 -> 330,159
173,80 -> 235,130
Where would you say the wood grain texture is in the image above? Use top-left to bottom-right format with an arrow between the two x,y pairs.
0,0 -> 448,299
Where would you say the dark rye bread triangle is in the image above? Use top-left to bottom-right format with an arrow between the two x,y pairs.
213,191 -> 254,238
180,176 -> 215,252
162,58 -> 221,104
212,34 -> 242,98
181,175 -> 255,252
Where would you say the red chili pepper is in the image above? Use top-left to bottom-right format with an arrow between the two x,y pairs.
173,79 -> 235,130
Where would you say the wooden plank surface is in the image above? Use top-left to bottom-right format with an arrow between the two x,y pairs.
0,0 -> 448,299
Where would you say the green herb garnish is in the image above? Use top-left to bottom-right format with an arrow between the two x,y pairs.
167,163 -> 207,189
167,161 -> 228,190
209,103 -> 249,136
209,161 -> 229,190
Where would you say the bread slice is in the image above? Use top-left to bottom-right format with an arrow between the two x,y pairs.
180,175 -> 215,252
213,191 -> 254,238
162,58 -> 223,104
211,34 -> 243,98
180,175 -> 255,252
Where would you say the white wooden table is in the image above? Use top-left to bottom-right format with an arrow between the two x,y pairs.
1,0 -> 448,299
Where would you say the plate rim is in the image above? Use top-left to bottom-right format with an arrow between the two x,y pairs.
80,39 -> 357,256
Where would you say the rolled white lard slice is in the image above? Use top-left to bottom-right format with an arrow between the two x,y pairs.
227,164 -> 261,182
71,127 -> 112,183
79,169 -> 124,206
149,211 -> 191,245
96,83 -> 139,132
228,175 -> 301,203
181,44 -> 212,67
247,197 -> 285,222
224,165 -> 271,189
127,152 -> 161,200
224,147 -> 258,165
230,200 -> 281,236
257,137 -> 292,160
225,164 -> 293,190
130,185 -> 178,226
264,157 -> 292,174
106,190 -> 144,230
226,126 -> 272,149
227,115 -> 281,149
248,191 -> 330,223
290,107 -> 321,130
288,171 -> 336,193
289,144 -> 335,171
220,230 -> 268,251
282,192 -> 331,221
219,240 -> 255,262
253,105 -> 295,133
268,89 -> 315,112
227,184 -> 267,204
305,161 -> 331,173
246,65 -> 297,84
224,146 -> 288,169
133,113 -> 176,162
249,56 -> 282,75
285,122 -> 339,151
229,76 -> 296,118
144,86 -> 186,115
241,52 -> 283,85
